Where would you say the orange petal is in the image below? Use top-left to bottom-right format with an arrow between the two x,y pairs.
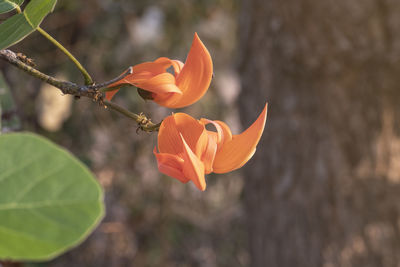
153,147 -> 189,183
200,119 -> 234,153
107,72 -> 181,101
122,72 -> 158,85
160,33 -> 213,108
107,72 -> 153,92
213,103 -> 268,173
200,119 -> 226,145
201,133 -> 218,174
211,120 -> 234,151
152,92 -> 177,104
171,60 -> 184,76
152,92 -> 182,108
105,88 -> 120,101
138,73 -> 182,95
212,120 -> 233,144
157,115 -> 181,155
180,134 -> 206,191
158,113 -> 208,158
107,57 -> 174,93
132,57 -> 172,74
174,113 -> 208,157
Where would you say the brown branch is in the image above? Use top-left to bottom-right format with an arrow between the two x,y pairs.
0,49 -> 159,132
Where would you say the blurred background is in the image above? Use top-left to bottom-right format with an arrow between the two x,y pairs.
1,0 -> 400,266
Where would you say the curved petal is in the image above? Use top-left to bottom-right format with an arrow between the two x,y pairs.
171,60 -> 184,76
138,73 -> 182,95
212,120 -> 233,145
159,33 -> 213,108
200,119 -> 225,145
157,115 -> 181,155
109,57 -> 167,87
180,134 -> 206,191
152,91 -> 173,102
213,103 -> 268,173
158,113 -> 208,157
153,147 -> 189,183
122,72 -> 158,85
152,92 -> 182,108
108,72 -> 156,91
132,57 -> 172,74
173,114 -> 208,157
201,133 -> 218,174
200,118 -> 234,153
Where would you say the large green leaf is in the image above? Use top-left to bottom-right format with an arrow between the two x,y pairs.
0,133 -> 105,261
0,0 -> 24,14
0,0 -> 57,50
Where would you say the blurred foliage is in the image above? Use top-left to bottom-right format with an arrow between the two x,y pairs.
0,71 -> 20,131
0,0 -> 247,266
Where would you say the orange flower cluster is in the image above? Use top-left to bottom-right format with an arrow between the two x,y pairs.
107,33 -> 268,191
106,33 -> 213,108
154,104 -> 267,191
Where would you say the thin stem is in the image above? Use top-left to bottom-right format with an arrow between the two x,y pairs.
91,67 -> 133,90
37,27 -> 94,85
103,100 -> 160,132
15,5 -> 22,13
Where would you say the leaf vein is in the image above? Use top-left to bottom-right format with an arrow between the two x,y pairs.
27,208 -> 81,233
0,151 -> 50,184
12,162 -> 68,202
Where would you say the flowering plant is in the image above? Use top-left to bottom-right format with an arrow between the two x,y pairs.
0,0 -> 267,263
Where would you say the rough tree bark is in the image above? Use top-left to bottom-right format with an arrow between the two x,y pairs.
238,0 -> 400,266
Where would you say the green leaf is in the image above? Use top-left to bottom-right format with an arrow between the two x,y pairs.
0,133 -> 105,261
24,0 -> 57,28
0,13 -> 34,50
0,0 -> 57,50
0,0 -> 24,14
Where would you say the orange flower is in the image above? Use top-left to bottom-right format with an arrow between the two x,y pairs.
106,33 -> 213,108
153,103 -> 268,191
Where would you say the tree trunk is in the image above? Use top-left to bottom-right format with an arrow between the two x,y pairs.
238,0 -> 400,266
